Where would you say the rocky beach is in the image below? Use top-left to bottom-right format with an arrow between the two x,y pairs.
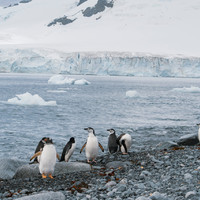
0,138 -> 200,200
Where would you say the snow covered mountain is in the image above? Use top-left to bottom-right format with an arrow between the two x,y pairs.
0,0 -> 200,76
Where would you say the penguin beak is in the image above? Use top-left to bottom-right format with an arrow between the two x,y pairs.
197,124 -> 200,126
107,129 -> 110,132
84,128 -> 88,131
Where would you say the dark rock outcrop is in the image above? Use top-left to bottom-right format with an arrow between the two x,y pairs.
82,0 -> 114,17
48,16 -> 76,27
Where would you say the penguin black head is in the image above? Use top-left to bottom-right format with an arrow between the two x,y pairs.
42,137 -> 53,144
84,127 -> 95,135
107,129 -> 115,134
69,137 -> 75,143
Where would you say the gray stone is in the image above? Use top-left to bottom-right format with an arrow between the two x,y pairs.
105,181 -> 116,188
14,162 -> 91,179
184,173 -> 192,181
13,163 -> 40,179
140,170 -> 151,179
150,192 -> 172,200
106,161 -> 131,169
135,197 -> 149,200
185,191 -> 196,199
177,133 -> 199,146
16,191 -> 65,200
54,162 -> 91,175
0,158 -> 26,179
156,141 -> 178,150
117,184 -> 127,192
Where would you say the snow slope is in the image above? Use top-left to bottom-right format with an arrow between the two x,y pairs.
0,0 -> 200,56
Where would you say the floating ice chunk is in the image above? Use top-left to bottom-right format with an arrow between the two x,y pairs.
74,78 -> 91,85
172,86 -> 200,93
48,75 -> 75,85
7,92 -> 57,106
48,75 -> 90,85
126,90 -> 139,97
47,90 -> 66,93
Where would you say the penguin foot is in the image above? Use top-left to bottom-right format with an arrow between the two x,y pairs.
122,152 -> 128,155
92,159 -> 97,163
49,174 -> 54,179
42,173 -> 47,179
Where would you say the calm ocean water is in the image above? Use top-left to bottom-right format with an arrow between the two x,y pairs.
0,73 -> 200,161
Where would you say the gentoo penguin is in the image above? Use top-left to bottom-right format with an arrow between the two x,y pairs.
31,137 -> 51,164
80,127 -> 104,163
107,129 -> 118,154
197,123 -> 200,142
30,138 -> 60,178
60,137 -> 76,162
117,133 -> 132,154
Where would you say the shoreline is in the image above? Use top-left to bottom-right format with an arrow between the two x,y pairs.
1,146 -> 200,199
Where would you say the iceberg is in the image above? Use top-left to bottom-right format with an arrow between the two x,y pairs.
74,78 -> 91,85
126,90 -> 139,98
48,74 -> 90,85
0,48 -> 200,77
48,75 -> 75,85
7,92 -> 57,106
171,86 -> 200,93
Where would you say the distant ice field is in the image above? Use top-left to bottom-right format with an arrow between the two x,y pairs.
0,73 -> 200,162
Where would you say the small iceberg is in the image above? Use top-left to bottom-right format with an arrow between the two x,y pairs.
171,86 -> 200,93
48,75 -> 90,85
48,75 -> 75,85
47,90 -> 66,93
74,78 -> 91,85
126,90 -> 139,98
7,92 -> 57,106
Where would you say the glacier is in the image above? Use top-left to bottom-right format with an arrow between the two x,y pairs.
0,48 -> 200,77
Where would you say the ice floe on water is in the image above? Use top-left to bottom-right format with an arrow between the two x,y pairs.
74,78 -> 91,85
48,75 -> 75,85
126,90 -> 139,98
171,86 -> 200,93
7,92 -> 57,106
48,75 -> 90,85
47,90 -> 66,93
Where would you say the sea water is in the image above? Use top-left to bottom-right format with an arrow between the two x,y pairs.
0,73 -> 200,162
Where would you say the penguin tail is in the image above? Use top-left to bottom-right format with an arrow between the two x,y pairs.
29,160 -> 38,165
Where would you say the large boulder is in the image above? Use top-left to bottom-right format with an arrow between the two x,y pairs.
14,162 -> 91,179
16,191 -> 65,200
0,159 -> 26,180
13,163 -> 40,179
177,134 -> 199,146
156,141 -> 179,150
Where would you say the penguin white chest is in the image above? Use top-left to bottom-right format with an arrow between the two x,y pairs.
120,134 -> 132,153
85,135 -> 98,160
39,144 -> 56,175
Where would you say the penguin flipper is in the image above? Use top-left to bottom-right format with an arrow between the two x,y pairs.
98,142 -> 104,152
60,143 -> 72,161
30,151 -> 41,161
80,142 -> 87,153
56,153 -> 60,161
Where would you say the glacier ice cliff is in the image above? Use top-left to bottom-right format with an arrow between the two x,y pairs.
0,48 -> 200,77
